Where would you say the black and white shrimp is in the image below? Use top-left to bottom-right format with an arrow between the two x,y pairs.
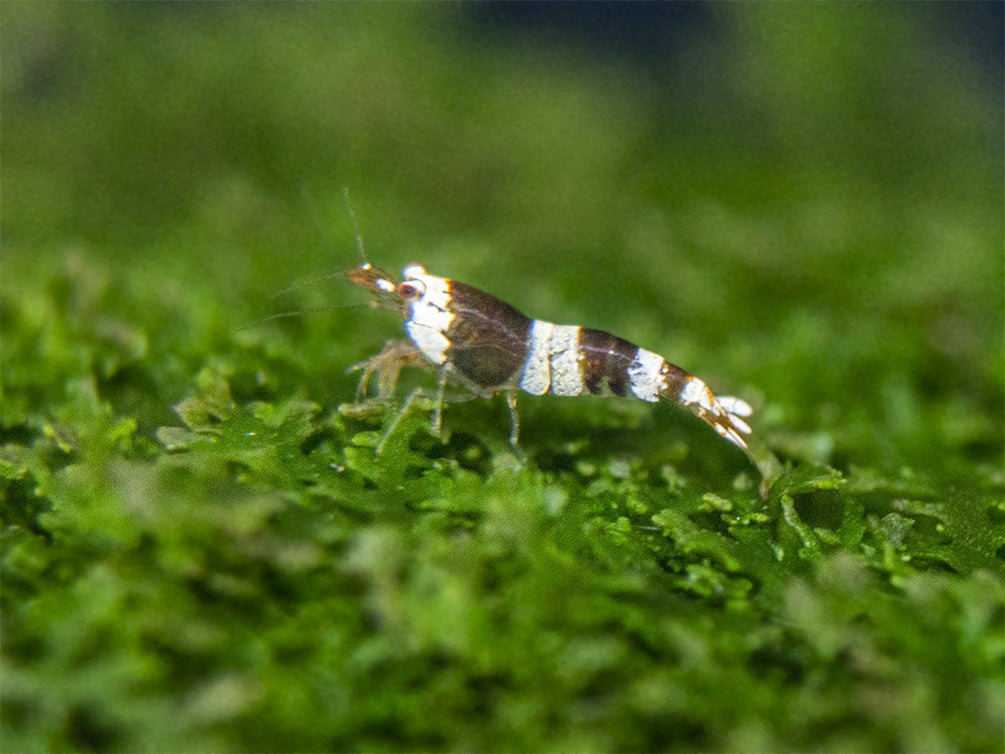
345,261 -> 760,467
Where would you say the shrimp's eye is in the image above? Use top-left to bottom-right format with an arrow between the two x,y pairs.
398,281 -> 423,301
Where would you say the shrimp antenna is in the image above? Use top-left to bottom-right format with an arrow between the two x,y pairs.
268,187 -> 367,299
268,271 -> 348,300
343,186 -> 368,263
235,303 -> 370,331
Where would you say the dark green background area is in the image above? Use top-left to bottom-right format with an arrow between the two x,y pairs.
2,4 -> 1002,752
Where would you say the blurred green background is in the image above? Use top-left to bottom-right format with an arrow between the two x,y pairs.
3,3 -> 1002,752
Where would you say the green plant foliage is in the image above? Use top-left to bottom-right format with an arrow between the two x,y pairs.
3,4 -> 1002,752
